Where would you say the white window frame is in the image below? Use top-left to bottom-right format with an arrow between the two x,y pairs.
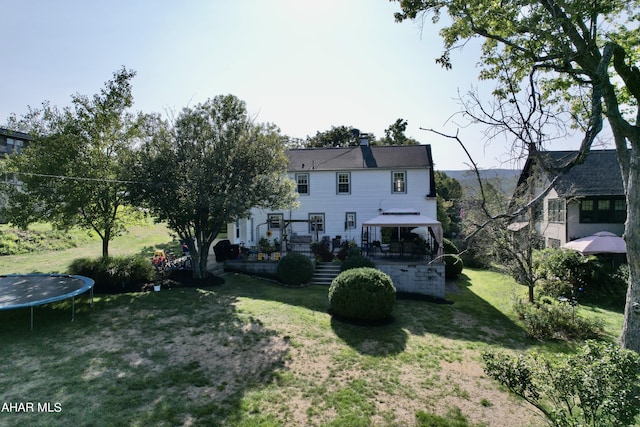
296,173 -> 309,195
268,213 -> 283,230
309,213 -> 325,233
345,212 -> 356,229
392,171 -> 406,194
336,172 -> 350,194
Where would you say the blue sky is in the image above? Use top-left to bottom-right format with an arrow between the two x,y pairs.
2,1 -> 557,170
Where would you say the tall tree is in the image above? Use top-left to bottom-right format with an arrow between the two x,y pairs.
2,68 -> 142,258
305,126 -> 367,148
434,171 -> 463,237
379,118 -> 420,145
135,95 -> 297,279
392,0 -> 640,352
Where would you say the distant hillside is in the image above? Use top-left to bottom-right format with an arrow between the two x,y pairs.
440,169 -> 521,196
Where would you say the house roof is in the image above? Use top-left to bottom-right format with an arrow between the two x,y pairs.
286,145 -> 434,172
521,149 -> 625,197
0,127 -> 35,141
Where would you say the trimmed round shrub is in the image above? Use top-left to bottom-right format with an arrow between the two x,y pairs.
276,252 -> 314,286
445,254 -> 464,279
329,267 -> 396,321
340,254 -> 375,272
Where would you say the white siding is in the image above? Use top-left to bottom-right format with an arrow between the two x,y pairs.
234,167 -> 436,248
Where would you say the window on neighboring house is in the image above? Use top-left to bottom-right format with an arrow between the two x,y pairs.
345,212 -> 356,229
392,171 -> 406,193
547,199 -> 565,223
579,197 -> 626,223
614,198 -> 626,223
337,172 -> 350,194
296,173 -> 309,195
268,213 -> 283,230
547,238 -> 561,249
309,213 -> 325,233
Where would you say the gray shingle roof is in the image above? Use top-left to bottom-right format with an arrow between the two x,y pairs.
286,145 -> 434,171
540,150 -> 625,197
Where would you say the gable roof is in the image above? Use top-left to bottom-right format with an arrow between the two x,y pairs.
520,149 -> 625,197
286,145 -> 434,172
0,127 -> 35,141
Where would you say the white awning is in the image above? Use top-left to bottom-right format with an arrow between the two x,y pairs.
362,209 -> 443,259
362,213 -> 441,227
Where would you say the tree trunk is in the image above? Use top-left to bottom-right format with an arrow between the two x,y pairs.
102,235 -> 109,258
620,151 -> 640,353
189,238 -> 212,280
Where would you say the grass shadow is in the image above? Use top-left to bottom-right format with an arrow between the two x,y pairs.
0,287 -> 291,427
397,272 -> 534,350
330,314 -> 408,355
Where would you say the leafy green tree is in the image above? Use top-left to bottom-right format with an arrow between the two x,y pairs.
434,171 -> 462,237
378,118 -> 420,145
391,0 -> 640,352
2,68 -> 142,258
483,341 -> 640,426
134,95 -> 297,279
305,125 -> 373,148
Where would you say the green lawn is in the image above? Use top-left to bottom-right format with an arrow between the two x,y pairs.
0,226 -> 626,426
0,222 -> 178,275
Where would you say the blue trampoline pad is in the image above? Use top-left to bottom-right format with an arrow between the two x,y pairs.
0,274 -> 94,329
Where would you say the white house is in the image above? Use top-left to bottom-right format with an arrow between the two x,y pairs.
230,141 -> 439,251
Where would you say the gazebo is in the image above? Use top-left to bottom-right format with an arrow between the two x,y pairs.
362,209 -> 443,261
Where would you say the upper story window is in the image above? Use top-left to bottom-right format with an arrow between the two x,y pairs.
337,172 -> 350,194
392,171 -> 406,193
547,199 -> 565,223
580,196 -> 626,223
1,137 -> 24,155
296,173 -> 309,195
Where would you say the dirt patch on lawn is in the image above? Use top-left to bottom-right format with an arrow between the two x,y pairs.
7,281 -> 547,427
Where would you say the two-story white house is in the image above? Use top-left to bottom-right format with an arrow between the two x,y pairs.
230,140 -> 439,252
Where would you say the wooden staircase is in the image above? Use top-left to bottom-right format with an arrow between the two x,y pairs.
310,261 -> 341,286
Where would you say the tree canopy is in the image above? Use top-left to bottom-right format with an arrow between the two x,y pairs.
378,118 -> 420,145
391,0 -> 640,352
305,125 -> 364,148
134,95 -> 297,279
1,68 -> 142,257
434,171 -> 463,238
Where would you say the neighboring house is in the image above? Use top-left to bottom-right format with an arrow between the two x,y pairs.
230,139 -> 438,251
1,128 -> 34,221
514,150 -> 626,248
0,127 -> 32,155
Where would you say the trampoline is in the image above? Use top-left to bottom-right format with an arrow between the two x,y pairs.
0,274 -> 94,330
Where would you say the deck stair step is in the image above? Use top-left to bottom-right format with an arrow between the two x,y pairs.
310,261 -> 341,285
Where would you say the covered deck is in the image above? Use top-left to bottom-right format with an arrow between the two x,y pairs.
361,209 -> 444,264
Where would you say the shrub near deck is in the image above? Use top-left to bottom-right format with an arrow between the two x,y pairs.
276,253 -> 314,286
328,267 -> 396,321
